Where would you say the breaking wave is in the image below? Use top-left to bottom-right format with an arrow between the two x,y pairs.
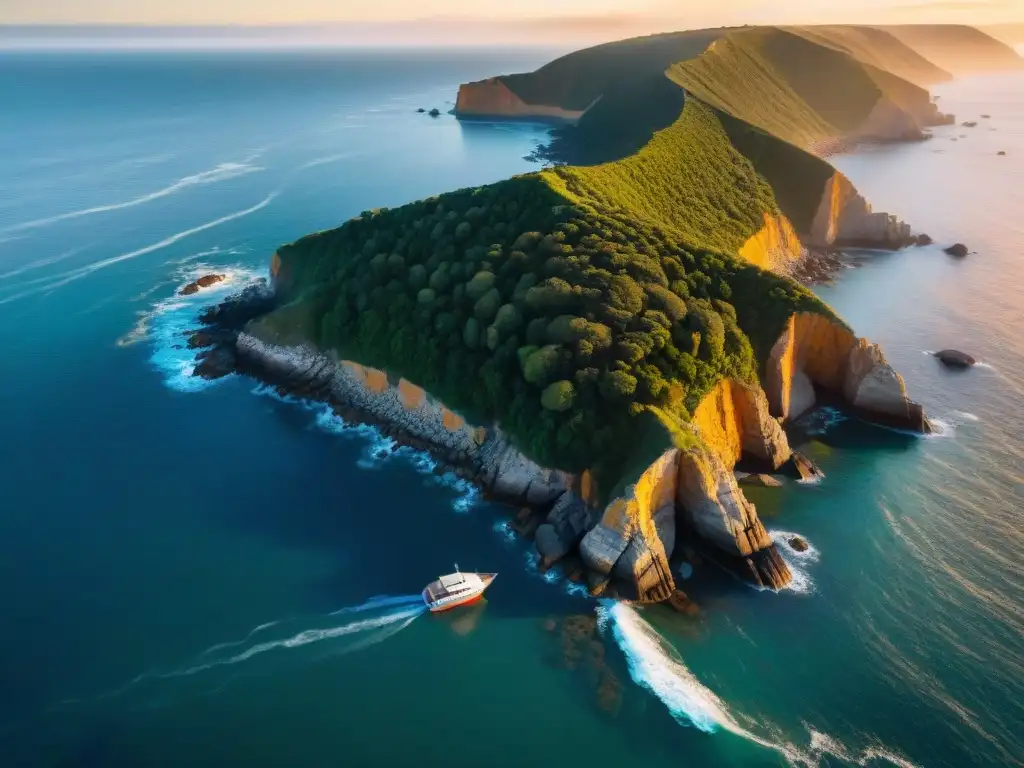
769,530 -> 820,595
130,263 -> 266,390
601,601 -> 918,767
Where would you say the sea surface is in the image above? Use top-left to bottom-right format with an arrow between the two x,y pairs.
0,49 -> 1022,768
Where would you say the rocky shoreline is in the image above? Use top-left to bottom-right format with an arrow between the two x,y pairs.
186,276 -> 930,610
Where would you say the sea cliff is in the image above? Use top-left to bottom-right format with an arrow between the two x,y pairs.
189,281 -> 928,603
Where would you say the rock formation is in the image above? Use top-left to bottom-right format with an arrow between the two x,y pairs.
766,312 -> 930,432
789,535 -> 809,552
806,171 -> 918,250
180,273 -> 225,296
944,243 -> 969,257
934,349 -> 976,368
455,78 -> 594,123
740,474 -> 782,487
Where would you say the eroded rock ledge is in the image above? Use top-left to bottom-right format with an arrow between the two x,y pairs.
189,286 -> 927,604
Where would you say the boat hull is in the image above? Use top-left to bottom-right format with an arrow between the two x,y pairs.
427,591 -> 484,613
423,572 -> 496,613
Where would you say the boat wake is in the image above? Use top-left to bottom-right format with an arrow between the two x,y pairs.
600,601 -> 919,767
79,596 -> 425,706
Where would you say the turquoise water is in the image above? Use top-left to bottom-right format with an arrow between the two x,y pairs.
0,51 -> 1021,767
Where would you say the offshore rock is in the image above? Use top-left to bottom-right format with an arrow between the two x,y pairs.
934,349 -> 976,368
180,273 -> 225,296
785,452 -> 825,483
789,536 -> 810,552
944,243 -> 969,257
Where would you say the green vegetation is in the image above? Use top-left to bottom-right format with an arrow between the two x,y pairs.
270,94 -> 834,495
265,23 -> 1014,496
501,29 -> 725,111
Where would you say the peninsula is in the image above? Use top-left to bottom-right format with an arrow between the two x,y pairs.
191,24 -> 1021,604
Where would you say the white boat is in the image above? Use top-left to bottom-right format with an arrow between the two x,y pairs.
422,566 -> 496,613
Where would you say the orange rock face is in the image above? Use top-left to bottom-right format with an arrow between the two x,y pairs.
455,78 -> 591,123
738,213 -> 804,272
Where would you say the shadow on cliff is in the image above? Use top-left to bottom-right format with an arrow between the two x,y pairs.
787,400 -> 923,455
204,395 -> 589,620
522,76 -> 687,166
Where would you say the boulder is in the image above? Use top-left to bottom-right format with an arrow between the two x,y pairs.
740,473 -> 783,488
913,233 -> 933,246
785,452 -> 825,482
535,524 -> 569,565
944,243 -> 969,257
664,589 -> 699,616
789,536 -> 809,552
982,114 -> 991,119
416,108 -> 426,113
962,121 -> 977,127
193,347 -> 236,380
180,273 -> 225,296
934,349 -> 976,368
997,151 -> 1007,156
428,108 -> 441,117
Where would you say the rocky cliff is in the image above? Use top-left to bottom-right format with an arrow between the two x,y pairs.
738,213 -> 805,272
805,171 -> 915,249
766,312 -> 930,431
455,78 -> 593,123
579,389 -> 794,595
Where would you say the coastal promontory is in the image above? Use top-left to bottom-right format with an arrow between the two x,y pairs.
189,23 -> 1021,603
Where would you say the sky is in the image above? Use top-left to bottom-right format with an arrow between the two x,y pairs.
2,0 -> 1021,25
2,0 -> 1022,47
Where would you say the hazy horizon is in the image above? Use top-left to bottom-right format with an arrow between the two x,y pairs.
2,1 -> 1023,49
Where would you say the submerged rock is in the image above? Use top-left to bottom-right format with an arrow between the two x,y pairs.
789,536 -> 809,552
180,273 -> 225,296
944,243 -> 969,257
934,349 -> 976,368
416,108 -> 426,113
997,151 -> 1007,156
962,121 -> 977,127
428,108 -> 441,117
740,473 -> 783,488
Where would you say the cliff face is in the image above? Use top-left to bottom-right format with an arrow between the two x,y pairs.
455,78 -> 592,123
738,213 -> 804,272
806,171 -> 913,248
692,379 -> 792,469
236,332 -> 571,507
766,312 -> 930,431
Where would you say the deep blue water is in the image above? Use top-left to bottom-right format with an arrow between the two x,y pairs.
0,51 -> 1021,768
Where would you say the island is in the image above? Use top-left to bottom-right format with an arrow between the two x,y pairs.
190,24 -> 1021,605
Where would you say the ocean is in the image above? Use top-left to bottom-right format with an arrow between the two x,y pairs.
0,49 -> 1021,768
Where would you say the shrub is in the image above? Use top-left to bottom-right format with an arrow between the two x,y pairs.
541,380 -> 576,411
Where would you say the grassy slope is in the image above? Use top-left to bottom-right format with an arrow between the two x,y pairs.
499,29 -> 727,110
785,25 -> 952,86
268,101 -> 834,493
549,99 -> 777,255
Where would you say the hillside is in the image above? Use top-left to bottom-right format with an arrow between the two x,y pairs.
784,25 -> 952,86
880,24 -> 1024,74
265,111 -> 831,492
670,27 -> 943,152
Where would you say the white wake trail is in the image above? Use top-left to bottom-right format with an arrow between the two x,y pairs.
0,162 -> 264,235
0,194 -> 276,306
